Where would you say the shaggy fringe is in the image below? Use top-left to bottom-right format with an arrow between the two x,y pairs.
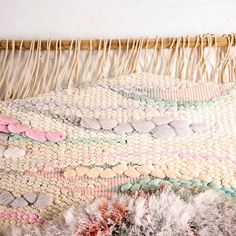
1,35 -> 236,100
1,186 -> 236,236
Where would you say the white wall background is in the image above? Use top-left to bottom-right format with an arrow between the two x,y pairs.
0,0 -> 236,39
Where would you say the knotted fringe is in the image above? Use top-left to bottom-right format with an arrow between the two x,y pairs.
0,34 -> 236,100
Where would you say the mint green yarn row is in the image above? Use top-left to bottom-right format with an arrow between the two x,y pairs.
120,91 -> 211,110
116,178 -> 236,197
118,86 -> 235,110
8,134 -> 126,145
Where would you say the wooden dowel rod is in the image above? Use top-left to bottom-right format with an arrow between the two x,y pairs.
0,35 -> 235,50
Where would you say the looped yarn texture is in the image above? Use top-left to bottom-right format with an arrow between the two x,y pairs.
0,72 -> 235,227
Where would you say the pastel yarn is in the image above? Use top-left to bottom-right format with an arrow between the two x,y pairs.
0,73 -> 235,229
0,115 -> 66,142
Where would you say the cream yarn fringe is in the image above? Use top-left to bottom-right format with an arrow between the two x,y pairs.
0,34 -> 236,100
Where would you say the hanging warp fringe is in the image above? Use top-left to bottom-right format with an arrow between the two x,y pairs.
0,34 -> 236,100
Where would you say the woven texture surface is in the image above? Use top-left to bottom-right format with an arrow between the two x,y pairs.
0,72 -> 235,227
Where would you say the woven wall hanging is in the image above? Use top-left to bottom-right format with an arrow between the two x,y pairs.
0,34 -> 236,235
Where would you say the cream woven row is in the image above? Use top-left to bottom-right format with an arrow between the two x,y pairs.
0,73 -> 235,227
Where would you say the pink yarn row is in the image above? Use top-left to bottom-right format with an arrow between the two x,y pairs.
157,83 -> 233,102
160,150 -> 235,164
0,115 -> 66,142
0,210 -> 47,224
